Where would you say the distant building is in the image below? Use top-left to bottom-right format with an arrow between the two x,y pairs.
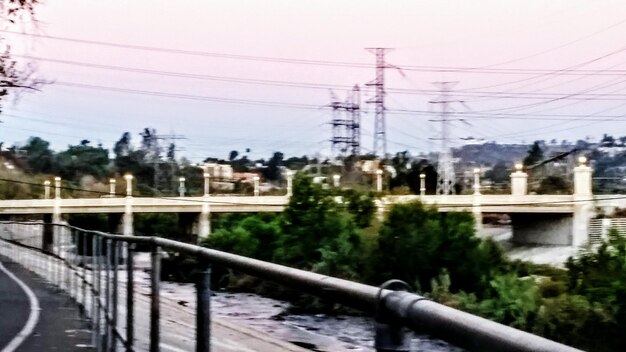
204,163 -> 233,180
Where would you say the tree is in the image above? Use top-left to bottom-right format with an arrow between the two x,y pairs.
274,174 -> 361,278
113,132 -> 131,158
485,161 -> 509,184
0,0 -> 40,113
262,151 -> 284,181
21,136 -> 53,174
228,150 -> 239,161
523,141 -> 544,167
373,201 -> 506,293
54,142 -> 110,181
537,175 -> 570,194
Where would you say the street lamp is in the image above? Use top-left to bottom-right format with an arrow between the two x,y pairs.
473,168 -> 481,195
203,173 -> 211,197
44,180 -> 51,199
124,174 -> 134,197
253,176 -> 260,196
178,177 -> 186,197
109,178 -> 116,197
375,169 -> 383,192
333,174 -> 341,187
54,176 -> 62,199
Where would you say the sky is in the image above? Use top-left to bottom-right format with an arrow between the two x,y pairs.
2,0 -> 626,162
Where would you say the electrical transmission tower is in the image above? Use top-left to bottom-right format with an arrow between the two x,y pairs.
365,48 -> 393,158
329,85 -> 361,156
430,82 -> 458,195
140,129 -> 186,190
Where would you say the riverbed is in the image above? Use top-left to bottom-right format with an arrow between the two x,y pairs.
150,274 -> 462,352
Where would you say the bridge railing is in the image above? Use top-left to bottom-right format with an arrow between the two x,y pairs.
0,221 -> 582,352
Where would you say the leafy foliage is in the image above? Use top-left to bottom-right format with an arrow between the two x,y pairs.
373,201 -> 507,293
523,141 -> 544,167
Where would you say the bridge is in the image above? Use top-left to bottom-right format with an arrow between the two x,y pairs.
0,159 -> 623,248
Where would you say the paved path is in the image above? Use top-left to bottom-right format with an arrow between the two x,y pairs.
0,256 -> 93,352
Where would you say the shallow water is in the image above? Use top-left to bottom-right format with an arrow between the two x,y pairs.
157,276 -> 462,352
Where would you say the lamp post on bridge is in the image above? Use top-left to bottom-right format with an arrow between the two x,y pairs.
54,177 -> 62,199
124,174 -> 134,197
178,177 -> 186,197
511,163 -> 527,196
44,180 -> 51,199
285,170 -> 294,197
333,174 -> 341,188
376,169 -> 383,193
203,173 -> 211,197
109,178 -> 116,197
253,176 -> 260,196
473,168 -> 481,195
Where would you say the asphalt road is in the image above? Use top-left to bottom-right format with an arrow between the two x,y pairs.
0,256 -> 93,352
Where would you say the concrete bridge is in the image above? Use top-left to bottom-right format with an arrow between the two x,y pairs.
0,159 -> 623,247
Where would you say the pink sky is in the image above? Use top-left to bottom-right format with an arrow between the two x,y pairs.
3,0 -> 626,160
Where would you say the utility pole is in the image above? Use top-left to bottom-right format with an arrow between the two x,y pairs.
366,48 -> 393,158
430,82 -> 458,195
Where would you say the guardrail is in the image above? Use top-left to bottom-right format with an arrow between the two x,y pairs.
0,221 -> 583,352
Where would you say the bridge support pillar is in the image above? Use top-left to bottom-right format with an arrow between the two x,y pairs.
108,213 -> 123,234
472,195 -> 482,235
123,195 -> 134,236
572,159 -> 593,246
178,213 -> 206,243
198,203 -> 211,240
42,213 -> 54,253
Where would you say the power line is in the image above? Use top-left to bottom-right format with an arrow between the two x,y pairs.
53,81 -> 324,110
7,30 -> 626,75
23,53 -> 626,101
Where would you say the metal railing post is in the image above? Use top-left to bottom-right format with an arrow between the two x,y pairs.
91,234 -> 98,348
111,239 -> 119,352
150,244 -> 161,352
196,261 -> 212,352
96,236 -> 103,352
126,243 -> 135,352
82,231 -> 87,313
104,239 -> 111,352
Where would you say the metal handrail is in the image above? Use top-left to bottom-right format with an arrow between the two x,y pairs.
0,221 -> 583,352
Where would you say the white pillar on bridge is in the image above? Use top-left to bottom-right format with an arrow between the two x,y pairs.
419,173 -> 426,196
203,173 -> 211,197
472,168 -> 483,233
253,176 -> 260,196
123,174 -> 134,236
109,178 -> 116,196
333,174 -> 341,187
178,177 -> 186,197
510,163 -> 528,196
53,177 -> 62,240
199,173 -> 212,239
198,206 -> 211,239
286,170 -> 294,197
376,169 -> 383,192
43,180 -> 51,199
473,168 -> 481,195
572,156 -> 593,246
54,177 -> 62,199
